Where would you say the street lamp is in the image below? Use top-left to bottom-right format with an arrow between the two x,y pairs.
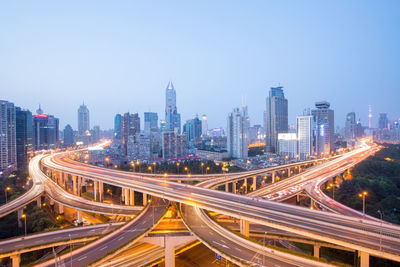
329,183 -> 335,200
358,191 -> 368,218
152,162 -> 156,174
21,214 -> 27,236
184,167 -> 189,175
201,162 -> 205,174
176,162 -> 180,174
206,167 -> 210,174
4,187 -> 11,203
148,166 -> 152,174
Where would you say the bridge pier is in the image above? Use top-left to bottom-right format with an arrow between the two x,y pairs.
359,251 -> 370,267
77,176 -> 82,196
63,172 -> 68,188
272,172 -> 276,183
77,210 -> 82,224
243,178 -> 247,193
36,196 -> 42,208
225,183 -> 229,192
233,182 -> 237,193
72,175 -> 77,195
143,193 -> 148,206
287,168 -> 291,177
239,219 -> 249,237
313,245 -> 320,258
17,209 -> 23,228
10,254 -> 20,267
57,203 -> 64,214
124,188 -> 129,205
99,182 -> 104,202
129,189 -> 134,206
252,176 -> 256,191
94,181 -> 98,201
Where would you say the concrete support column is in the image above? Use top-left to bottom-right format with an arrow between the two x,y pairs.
359,251 -> 370,267
313,245 -> 320,258
17,209 -> 23,228
165,241 -> 175,267
94,181 -> 98,201
296,193 -> 300,204
57,203 -> 64,214
232,182 -> 237,194
225,183 -> 229,193
99,182 -> 104,202
77,176 -> 82,196
124,188 -> 129,205
77,211 -> 82,224
129,190 -> 135,206
272,172 -> 276,183
240,219 -> 250,237
36,196 -> 41,208
121,186 -> 125,203
10,254 -> 21,267
310,199 -> 315,209
72,175 -> 77,195
287,168 -> 291,177
252,177 -> 256,191
63,172 -> 68,188
243,178 -> 247,193
143,193 -> 147,206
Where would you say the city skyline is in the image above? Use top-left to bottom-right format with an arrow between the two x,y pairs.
1,1 -> 399,129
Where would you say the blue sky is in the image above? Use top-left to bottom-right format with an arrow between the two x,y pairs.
1,1 -> 399,130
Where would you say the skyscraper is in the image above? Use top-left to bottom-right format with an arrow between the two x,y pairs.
378,113 -> 388,129
201,115 -> 208,136
114,114 -> 122,140
265,86 -> 288,153
162,132 -> 186,159
312,101 -> 334,155
183,116 -> 202,145
345,112 -> 356,140
78,103 -> 90,136
63,124 -> 74,146
15,107 -> 33,170
227,106 -> 249,159
0,100 -> 17,174
121,112 -> 140,156
297,112 -> 314,160
144,112 -> 159,134
33,106 -> 59,150
165,81 -> 181,133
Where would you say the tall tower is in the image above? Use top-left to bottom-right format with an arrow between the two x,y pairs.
265,86 -> 288,153
78,103 -> 90,136
227,106 -> 249,159
312,101 -> 334,155
165,81 -> 181,133
368,105 -> 372,129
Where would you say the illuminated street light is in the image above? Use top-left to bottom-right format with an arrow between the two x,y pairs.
4,187 -> 11,203
358,191 -> 368,218
21,214 -> 27,236
206,166 -> 210,174
176,162 -> 180,174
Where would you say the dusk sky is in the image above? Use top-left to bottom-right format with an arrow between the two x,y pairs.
1,1 -> 399,130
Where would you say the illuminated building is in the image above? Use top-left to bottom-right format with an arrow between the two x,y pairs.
278,133 -> 298,158
296,112 -> 313,160
201,114 -> 208,137
165,81 -> 181,133
78,103 -> 90,136
16,107 -> 33,170
227,106 -> 249,159
162,132 -> 186,159
0,100 -> 16,174
265,86 -> 288,153
144,112 -> 158,134
345,112 -> 356,140
183,116 -> 202,146
33,106 -> 59,150
121,112 -> 140,157
114,114 -> 122,140
312,101 -> 334,155
63,124 -> 74,146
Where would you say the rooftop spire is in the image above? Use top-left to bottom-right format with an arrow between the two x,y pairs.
37,104 -> 43,114
166,80 -> 174,90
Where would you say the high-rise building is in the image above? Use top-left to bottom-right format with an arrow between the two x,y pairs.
159,120 -> 167,132
162,132 -> 186,159
201,115 -> 208,137
91,125 -> 100,143
345,112 -> 356,140
378,113 -> 388,129
265,86 -> 288,153
63,124 -> 74,146
183,116 -> 202,145
114,114 -> 122,140
121,112 -> 140,156
78,103 -> 90,136
144,112 -> 158,134
278,133 -> 298,158
33,106 -> 59,150
227,106 -> 249,159
296,113 -> 313,160
312,101 -> 334,155
127,133 -> 151,160
165,81 -> 181,133
0,100 -> 17,174
15,107 -> 33,170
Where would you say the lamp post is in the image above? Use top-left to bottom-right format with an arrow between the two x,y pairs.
206,167 -> 210,174
358,191 -> 368,218
152,162 -> 156,174
21,214 -> 27,236
201,162 -> 205,174
4,187 -> 11,203
148,166 -> 152,174
329,183 -> 335,200
176,162 -> 180,174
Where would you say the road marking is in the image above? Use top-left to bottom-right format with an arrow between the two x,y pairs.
100,246 -> 108,251
118,236 -> 124,241
212,241 -> 229,249
77,256 -> 87,261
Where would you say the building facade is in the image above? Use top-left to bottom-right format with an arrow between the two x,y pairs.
345,112 -> 356,140
114,114 -> 122,141
265,86 -> 288,153
78,103 -> 90,136
227,107 -> 249,159
296,114 -> 313,160
121,112 -> 140,156
144,112 -> 158,134
0,100 -> 17,174
201,115 -> 208,137
165,81 -> 181,133
63,124 -> 74,146
183,116 -> 202,146
162,132 -> 186,159
278,133 -> 298,158
15,107 -> 33,170
312,101 -> 334,155
33,107 -> 59,150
